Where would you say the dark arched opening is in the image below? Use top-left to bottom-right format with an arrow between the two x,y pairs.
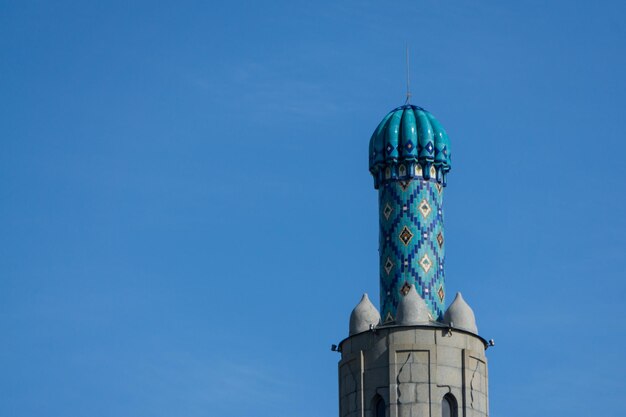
373,394 -> 385,417
442,393 -> 458,417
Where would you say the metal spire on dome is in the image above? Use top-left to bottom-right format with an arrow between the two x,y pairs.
405,44 -> 411,104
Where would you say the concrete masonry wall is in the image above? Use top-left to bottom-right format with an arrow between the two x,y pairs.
338,326 -> 488,417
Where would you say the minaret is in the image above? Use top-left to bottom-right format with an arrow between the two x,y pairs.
337,103 -> 491,417
369,105 -> 451,322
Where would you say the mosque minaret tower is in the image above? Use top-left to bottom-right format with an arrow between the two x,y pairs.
369,105 -> 451,322
336,103 -> 491,417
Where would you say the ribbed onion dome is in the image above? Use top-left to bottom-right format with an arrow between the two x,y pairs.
443,292 -> 478,334
369,105 -> 451,189
349,293 -> 381,335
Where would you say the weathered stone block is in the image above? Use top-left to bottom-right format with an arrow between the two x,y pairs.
410,402 -> 429,417
397,404 -> 411,417
390,329 -> 416,345
364,367 -> 388,388
413,329 -> 436,345
437,346 -> 462,367
347,392 -> 357,412
436,365 -> 463,387
409,362 -> 429,382
365,349 -> 388,370
415,382 -> 430,404
342,338 -> 352,355
439,331 -> 469,350
397,382 -> 417,403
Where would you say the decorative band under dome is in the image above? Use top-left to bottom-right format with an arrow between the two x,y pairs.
371,160 -> 448,189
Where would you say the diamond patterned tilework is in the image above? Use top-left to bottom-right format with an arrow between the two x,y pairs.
418,199 -> 432,218
399,226 -> 414,246
378,178 -> 445,321
437,285 -> 445,303
436,231 -> 444,248
384,257 -> 394,275
399,180 -> 411,191
384,311 -> 394,324
383,203 -> 393,220
419,253 -> 432,273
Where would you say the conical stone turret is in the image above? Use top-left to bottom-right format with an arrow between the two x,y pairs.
349,293 -> 381,335
443,292 -> 478,334
395,284 -> 431,325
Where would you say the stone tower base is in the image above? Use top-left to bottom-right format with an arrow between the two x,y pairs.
338,325 -> 489,417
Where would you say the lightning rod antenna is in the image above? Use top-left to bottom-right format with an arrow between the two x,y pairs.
405,44 -> 411,104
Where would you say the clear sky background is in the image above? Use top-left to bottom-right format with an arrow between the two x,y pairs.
1,1 -> 625,416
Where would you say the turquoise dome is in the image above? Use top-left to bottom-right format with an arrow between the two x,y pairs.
369,105 -> 451,188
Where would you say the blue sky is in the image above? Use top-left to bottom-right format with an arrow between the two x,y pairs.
1,1 -> 625,416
